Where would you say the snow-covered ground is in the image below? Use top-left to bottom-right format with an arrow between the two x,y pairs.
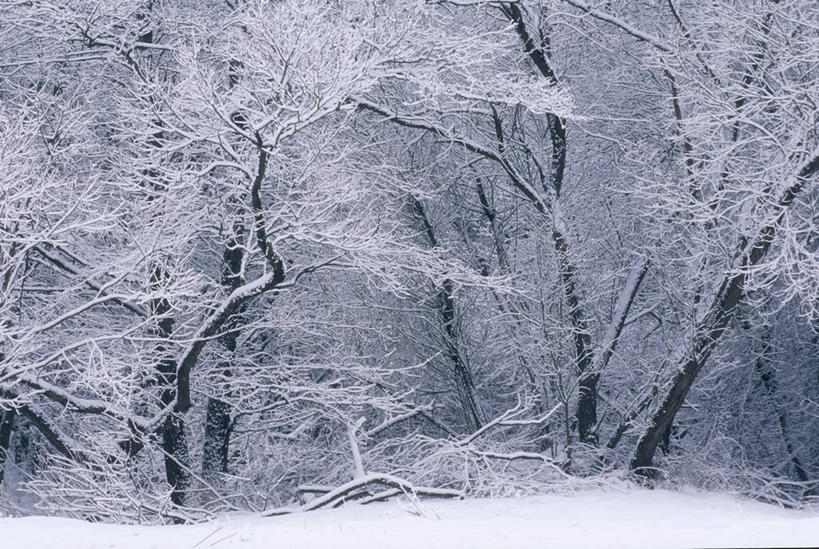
2,488 -> 817,548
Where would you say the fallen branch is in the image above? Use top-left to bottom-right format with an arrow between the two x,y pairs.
263,473 -> 463,516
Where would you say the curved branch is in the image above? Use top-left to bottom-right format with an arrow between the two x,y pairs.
174,270 -> 285,412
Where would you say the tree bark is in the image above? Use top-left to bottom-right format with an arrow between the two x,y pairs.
202,399 -> 231,476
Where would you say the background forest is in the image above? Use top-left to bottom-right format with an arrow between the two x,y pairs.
0,0 -> 816,523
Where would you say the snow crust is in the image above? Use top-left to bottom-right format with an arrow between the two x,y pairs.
2,488 -> 817,548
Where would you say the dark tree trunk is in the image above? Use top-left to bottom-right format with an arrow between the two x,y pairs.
161,414 -> 189,508
631,157 -> 816,477
202,228 -> 244,478
202,49 -> 246,479
135,2 -> 191,510
202,399 -> 231,477
151,264 -> 190,509
552,226 -> 596,445
0,410 -> 15,486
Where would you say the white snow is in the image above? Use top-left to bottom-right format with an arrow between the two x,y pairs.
2,488 -> 817,549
